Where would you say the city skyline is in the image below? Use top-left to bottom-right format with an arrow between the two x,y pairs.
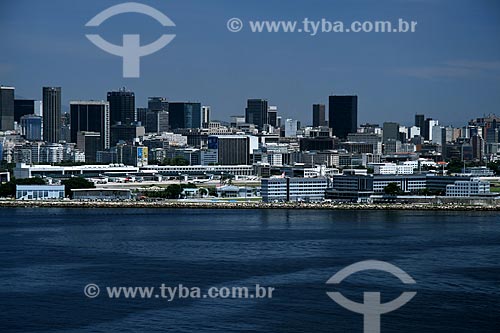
1,0 -> 499,126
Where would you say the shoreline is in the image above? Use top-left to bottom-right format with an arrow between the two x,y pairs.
1,200 -> 499,211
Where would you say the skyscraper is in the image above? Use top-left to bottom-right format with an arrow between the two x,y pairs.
14,99 -> 35,123
285,119 -> 298,137
77,131 -> 101,163
107,88 -> 135,125
208,135 -> 250,165
383,122 -> 400,143
147,97 -> 168,112
145,110 -> 169,133
425,118 -> 439,141
267,106 -> 278,127
42,87 -> 61,143
312,104 -> 325,127
20,114 -> 42,141
415,114 -> 425,132
245,99 -> 268,129
70,101 -> 110,150
202,106 -> 211,128
328,95 -> 358,139
0,86 -> 15,131
136,108 -> 148,126
168,102 -> 201,129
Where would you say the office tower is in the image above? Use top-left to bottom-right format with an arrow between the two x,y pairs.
383,122 -> 400,143
20,115 -> 42,141
408,126 -> 421,138
148,97 -> 168,112
70,101 -> 111,150
77,131 -> 101,163
60,112 -> 71,143
145,110 -> 169,133
110,123 -> 145,145
34,101 -> 43,116
14,99 -> 35,123
168,102 -> 201,129
202,106 -> 211,129
347,133 -> 383,155
245,99 -> 268,129
415,114 -> 425,131
285,119 -> 298,137
313,104 -> 325,127
471,134 -> 484,160
208,135 -> 249,165
328,95 -> 357,139
267,106 -> 278,127
42,87 -> 61,143
424,118 -> 439,141
136,108 -> 148,126
0,86 -> 15,131
442,126 -> 454,144
230,115 -> 246,127
107,88 -> 135,125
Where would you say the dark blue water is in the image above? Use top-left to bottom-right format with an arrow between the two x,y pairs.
0,208 -> 499,332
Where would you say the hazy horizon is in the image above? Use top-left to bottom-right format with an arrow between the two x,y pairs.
1,0 -> 500,127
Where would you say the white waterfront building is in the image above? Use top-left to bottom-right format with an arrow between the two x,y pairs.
16,185 -> 65,200
261,177 -> 328,202
446,178 -> 490,197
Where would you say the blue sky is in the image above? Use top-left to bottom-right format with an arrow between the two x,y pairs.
1,0 -> 500,126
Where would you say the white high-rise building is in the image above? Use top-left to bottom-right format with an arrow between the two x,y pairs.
427,120 -> 439,141
202,106 -> 211,129
284,119 -> 298,137
409,126 -> 421,138
431,125 -> 443,145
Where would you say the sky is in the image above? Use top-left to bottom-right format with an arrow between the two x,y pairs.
1,0 -> 500,127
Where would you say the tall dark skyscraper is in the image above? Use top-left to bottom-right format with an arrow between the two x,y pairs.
245,99 -> 268,129
107,88 -> 135,125
42,87 -> 61,143
415,114 -> 425,132
0,86 -> 15,131
208,135 -> 250,165
70,101 -> 110,149
148,97 -> 168,112
267,106 -> 278,128
328,95 -> 358,139
169,102 -> 201,129
14,99 -> 35,123
312,104 -> 325,127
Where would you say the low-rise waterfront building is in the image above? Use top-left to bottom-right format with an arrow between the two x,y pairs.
446,178 -> 490,197
261,177 -> 328,202
16,185 -> 65,200
71,188 -> 132,200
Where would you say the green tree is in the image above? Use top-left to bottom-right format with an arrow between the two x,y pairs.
165,184 -> 183,199
170,156 -> 189,166
383,182 -> 402,196
160,157 -> 171,166
208,187 -> 217,197
62,177 -> 95,198
487,161 -> 500,175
